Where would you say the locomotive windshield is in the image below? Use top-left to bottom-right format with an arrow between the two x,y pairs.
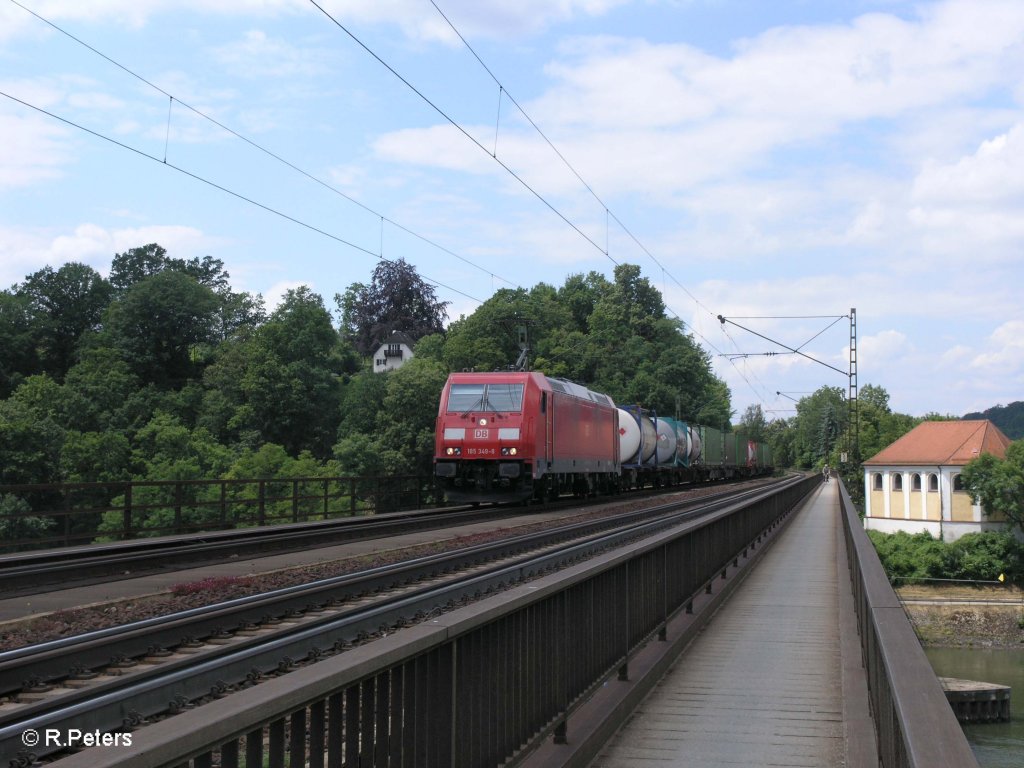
447,383 -> 524,413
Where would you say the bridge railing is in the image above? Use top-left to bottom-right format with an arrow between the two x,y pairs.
0,474 -> 435,552
837,477 -> 979,768
50,475 -> 818,768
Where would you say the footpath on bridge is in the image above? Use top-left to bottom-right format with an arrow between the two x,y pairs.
588,480 -> 869,768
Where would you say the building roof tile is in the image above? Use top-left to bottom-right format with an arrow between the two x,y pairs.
863,420 -> 1011,466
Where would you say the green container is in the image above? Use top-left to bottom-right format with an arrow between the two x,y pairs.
701,424 -> 724,465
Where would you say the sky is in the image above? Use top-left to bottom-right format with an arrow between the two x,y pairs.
1,0 -> 1023,422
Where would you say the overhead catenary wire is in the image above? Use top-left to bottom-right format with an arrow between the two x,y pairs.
421,1 -> 777,411
8,0 -> 518,295
0,89 -> 486,306
14,0 -> 833,415
307,0 -> 617,266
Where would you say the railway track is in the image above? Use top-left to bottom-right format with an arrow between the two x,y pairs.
0,477 -> 798,766
0,477 -> 761,596
0,503 -> 515,596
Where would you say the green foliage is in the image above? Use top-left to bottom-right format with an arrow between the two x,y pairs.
786,386 -> 847,468
17,262 -> 112,379
960,440 -> 1024,535
103,270 -> 220,387
868,529 -> 1024,585
0,494 -> 54,549
762,383 -> 921,476
739,404 -> 768,442
60,431 -> 132,483
943,532 -> 1023,582
1,247 -> 733,541
0,397 -> 65,485
867,530 -> 947,583
0,290 -> 39,397
337,257 -> 448,356
963,401 -> 1024,440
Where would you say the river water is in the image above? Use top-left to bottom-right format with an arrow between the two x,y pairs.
924,646 -> 1024,767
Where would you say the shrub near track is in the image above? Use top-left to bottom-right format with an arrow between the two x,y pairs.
867,530 -> 1024,585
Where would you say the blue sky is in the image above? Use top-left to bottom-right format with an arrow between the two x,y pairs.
2,0 -> 1022,421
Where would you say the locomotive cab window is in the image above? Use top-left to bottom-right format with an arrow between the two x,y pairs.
447,383 -> 525,413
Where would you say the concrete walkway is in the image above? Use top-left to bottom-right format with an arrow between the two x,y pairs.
590,481 -> 845,767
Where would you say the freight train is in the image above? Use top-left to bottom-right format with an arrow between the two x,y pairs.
433,371 -> 773,504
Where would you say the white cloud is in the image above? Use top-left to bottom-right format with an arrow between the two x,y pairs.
264,279 -> 310,311
907,123 -> 1024,260
969,320 -> 1024,372
0,110 -> 72,186
858,330 -> 911,369
212,29 -> 329,79
365,0 -> 1024,215
913,125 -> 1024,206
0,222 -> 218,288
4,0 -> 625,43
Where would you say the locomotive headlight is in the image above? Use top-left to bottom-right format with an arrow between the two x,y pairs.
501,447 -> 518,456
478,418 -> 488,426
445,447 -> 462,456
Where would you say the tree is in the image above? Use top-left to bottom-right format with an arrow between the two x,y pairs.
0,494 -> 54,550
62,348 -> 141,432
336,258 -> 449,356
236,288 -> 343,457
0,398 -> 65,485
442,288 -> 541,373
739,404 -> 768,442
0,290 -> 40,396
860,383 -> 890,412
17,262 -> 112,379
103,270 -> 220,387
558,271 -> 610,333
110,243 -> 170,293
960,440 -> 1024,535
791,386 -> 847,468
766,417 -> 796,468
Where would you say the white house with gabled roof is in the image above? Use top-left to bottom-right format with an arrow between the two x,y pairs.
372,331 -> 416,374
862,420 -> 1012,541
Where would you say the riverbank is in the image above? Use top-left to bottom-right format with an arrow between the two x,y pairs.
897,585 -> 1024,648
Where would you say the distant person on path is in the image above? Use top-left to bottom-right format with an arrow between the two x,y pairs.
822,465 -> 831,483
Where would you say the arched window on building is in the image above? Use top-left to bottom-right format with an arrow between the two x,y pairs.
872,473 -> 883,491
928,474 -> 939,492
893,474 -> 903,492
953,474 -> 964,492
911,474 -> 922,491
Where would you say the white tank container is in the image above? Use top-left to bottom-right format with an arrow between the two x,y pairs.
617,408 -> 642,463
655,418 -> 677,464
639,414 -> 657,463
689,427 -> 703,463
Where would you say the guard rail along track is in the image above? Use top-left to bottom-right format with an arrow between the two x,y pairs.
5,475 -> 815,768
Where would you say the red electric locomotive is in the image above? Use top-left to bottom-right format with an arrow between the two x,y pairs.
433,371 -> 620,504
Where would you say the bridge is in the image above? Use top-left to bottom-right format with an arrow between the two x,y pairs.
43,477 -> 979,768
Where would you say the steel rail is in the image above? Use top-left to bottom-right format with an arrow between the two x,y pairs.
0,478 -> 750,595
0,477 -> 800,766
0,503 -> 511,595
0,480 -> 785,696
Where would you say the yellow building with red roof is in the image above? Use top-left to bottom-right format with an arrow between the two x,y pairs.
863,420 -> 1012,541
